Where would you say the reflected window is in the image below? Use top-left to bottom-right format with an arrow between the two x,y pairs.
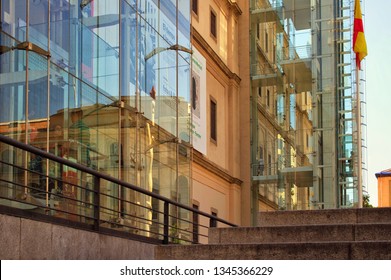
265,31 -> 269,52
290,93 -> 296,129
267,89 -> 270,107
192,203 -> 199,243
306,134 -> 309,148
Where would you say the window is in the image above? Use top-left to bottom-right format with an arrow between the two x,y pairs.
192,0 -> 198,15
267,89 -> 270,107
306,133 -> 309,148
273,45 -> 276,63
210,99 -> 217,142
210,9 -> 217,38
258,145 -> 264,175
210,210 -> 217,227
259,145 -> 264,160
265,31 -> 269,52
258,87 -> 262,98
192,204 -> 199,243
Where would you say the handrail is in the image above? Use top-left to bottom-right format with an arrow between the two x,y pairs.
0,134 -> 237,242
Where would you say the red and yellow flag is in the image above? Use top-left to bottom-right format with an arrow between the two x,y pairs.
353,0 -> 367,69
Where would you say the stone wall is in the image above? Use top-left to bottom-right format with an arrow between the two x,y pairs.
0,214 -> 156,260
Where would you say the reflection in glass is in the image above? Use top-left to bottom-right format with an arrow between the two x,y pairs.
0,0 -> 191,239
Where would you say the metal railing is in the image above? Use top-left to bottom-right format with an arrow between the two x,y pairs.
0,134 -> 236,244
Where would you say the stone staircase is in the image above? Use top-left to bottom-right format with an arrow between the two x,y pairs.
155,208 -> 391,259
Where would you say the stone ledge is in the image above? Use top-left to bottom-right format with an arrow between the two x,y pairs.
0,214 -> 21,260
0,214 -> 156,260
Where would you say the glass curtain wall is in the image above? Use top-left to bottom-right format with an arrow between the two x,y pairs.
336,0 -> 367,207
250,0 -> 315,211
250,0 -> 364,212
0,0 -> 191,239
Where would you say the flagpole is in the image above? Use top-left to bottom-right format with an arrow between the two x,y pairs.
353,0 -> 366,208
356,67 -> 363,208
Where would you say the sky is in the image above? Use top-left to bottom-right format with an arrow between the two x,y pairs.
364,0 -> 391,206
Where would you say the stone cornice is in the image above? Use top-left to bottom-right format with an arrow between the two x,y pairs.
226,0 -> 242,16
192,27 -> 241,85
193,150 -> 242,186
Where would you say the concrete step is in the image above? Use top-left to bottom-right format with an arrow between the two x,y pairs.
156,208 -> 391,260
155,241 -> 391,260
258,208 -> 391,226
209,223 -> 391,244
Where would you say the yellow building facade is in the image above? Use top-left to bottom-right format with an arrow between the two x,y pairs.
376,169 -> 391,207
190,0 -> 243,227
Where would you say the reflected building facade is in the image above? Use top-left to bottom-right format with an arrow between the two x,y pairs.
0,0 -> 192,236
246,0 -> 367,216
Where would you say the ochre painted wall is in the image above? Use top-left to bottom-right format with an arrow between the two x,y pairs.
378,176 -> 391,207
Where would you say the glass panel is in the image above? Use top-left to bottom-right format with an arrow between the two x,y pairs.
142,2 -> 158,110
89,2 -> 120,98
71,0 -> 120,96
158,0 -> 176,46
178,47 -> 191,235
0,35 -> 26,125
0,0 -> 192,229
49,0 -> 71,65
277,93 -> 285,125
178,0 -> 191,51
77,0 -> 95,83
289,92 -> 296,129
5,1 -> 28,42
28,0 -> 49,51
0,29 -> 27,207
26,51 -> 49,200
120,0 -> 137,103
28,52 -> 48,122
159,47 -> 177,135
178,55 -> 190,143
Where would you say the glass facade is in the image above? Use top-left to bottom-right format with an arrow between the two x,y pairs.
0,0 -> 191,237
250,0 -> 366,211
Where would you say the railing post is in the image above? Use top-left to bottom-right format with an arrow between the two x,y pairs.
163,201 -> 169,244
93,176 -> 100,231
